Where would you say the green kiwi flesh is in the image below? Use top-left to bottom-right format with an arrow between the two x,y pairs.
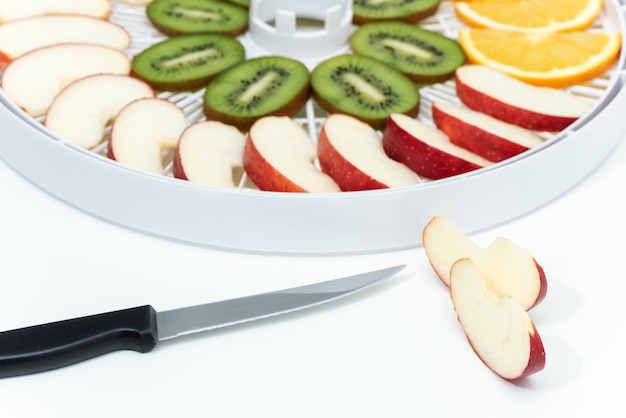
132,34 -> 245,91
203,56 -> 311,132
224,0 -> 249,8
311,54 -> 420,130
352,0 -> 441,25
147,0 -> 249,36
350,21 -> 465,84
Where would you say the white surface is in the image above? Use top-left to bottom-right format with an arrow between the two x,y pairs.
2,0 -> 623,255
0,123 -> 625,416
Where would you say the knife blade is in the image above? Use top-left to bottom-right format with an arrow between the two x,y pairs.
0,264 -> 405,378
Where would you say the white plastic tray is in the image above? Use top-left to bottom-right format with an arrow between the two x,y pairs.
0,0 -> 624,255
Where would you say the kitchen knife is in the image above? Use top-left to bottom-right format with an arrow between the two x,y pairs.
0,264 -> 405,378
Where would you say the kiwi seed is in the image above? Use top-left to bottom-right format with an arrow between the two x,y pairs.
147,0 -> 249,36
132,34 -> 245,91
350,21 -> 465,84
203,56 -> 311,132
311,54 -> 420,130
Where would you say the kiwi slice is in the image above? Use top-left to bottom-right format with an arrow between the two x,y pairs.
352,0 -> 441,25
203,56 -> 311,132
147,0 -> 249,36
132,34 -> 245,91
311,54 -> 420,130
350,21 -> 465,84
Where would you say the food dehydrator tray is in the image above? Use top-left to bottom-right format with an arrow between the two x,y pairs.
0,0 -> 625,255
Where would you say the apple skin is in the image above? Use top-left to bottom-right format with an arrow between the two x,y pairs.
318,129 -> 388,190
317,114 -> 420,191
450,258 -> 546,381
432,102 -> 543,162
243,138 -> 308,192
382,113 -> 489,180
422,215 -> 547,311
242,116 -> 340,193
0,50 -> 8,68
455,65 -> 590,131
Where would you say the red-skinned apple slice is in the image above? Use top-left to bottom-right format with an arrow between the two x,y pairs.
450,258 -> 546,380
116,0 -> 153,4
243,116 -> 340,193
44,74 -> 155,149
108,98 -> 187,174
1,43 -> 131,117
0,15 -> 130,69
173,121 -> 246,188
318,113 -> 420,191
0,0 -> 111,23
382,113 -> 492,180
432,102 -> 544,162
455,65 -> 592,131
422,216 -> 547,310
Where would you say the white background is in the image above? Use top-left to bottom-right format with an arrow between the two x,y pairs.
0,131 -> 625,417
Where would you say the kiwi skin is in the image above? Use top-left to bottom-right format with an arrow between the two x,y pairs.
203,57 -> 311,132
352,0 -> 441,25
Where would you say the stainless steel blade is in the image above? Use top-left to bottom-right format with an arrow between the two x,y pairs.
156,264 -> 405,340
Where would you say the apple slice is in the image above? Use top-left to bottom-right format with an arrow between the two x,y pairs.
450,258 -> 546,380
382,113 -> 492,180
108,98 -> 187,174
318,113 -> 420,191
45,74 -> 156,149
432,102 -> 544,162
455,65 -> 592,131
0,0 -> 111,23
173,121 -> 246,188
243,116 -> 340,193
0,15 -> 130,69
116,0 -> 153,4
422,216 -> 547,310
1,43 -> 131,117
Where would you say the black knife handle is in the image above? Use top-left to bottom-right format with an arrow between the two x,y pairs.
0,305 -> 158,378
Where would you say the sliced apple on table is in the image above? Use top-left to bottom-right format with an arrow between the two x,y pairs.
0,14 -> 130,69
0,0 -> 111,23
432,102 -> 544,162
382,113 -> 492,180
108,98 -> 187,175
317,113 -> 421,191
173,121 -> 246,188
455,65 -> 592,131
422,216 -> 547,311
243,116 -> 340,193
44,74 -> 156,149
450,258 -> 546,380
1,44 -> 131,117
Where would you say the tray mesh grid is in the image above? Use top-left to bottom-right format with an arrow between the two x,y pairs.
76,1 -> 623,189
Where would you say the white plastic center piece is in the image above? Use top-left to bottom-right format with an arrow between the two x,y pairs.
245,0 -> 354,68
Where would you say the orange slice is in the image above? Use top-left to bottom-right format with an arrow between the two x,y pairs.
454,0 -> 604,33
458,29 -> 622,87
